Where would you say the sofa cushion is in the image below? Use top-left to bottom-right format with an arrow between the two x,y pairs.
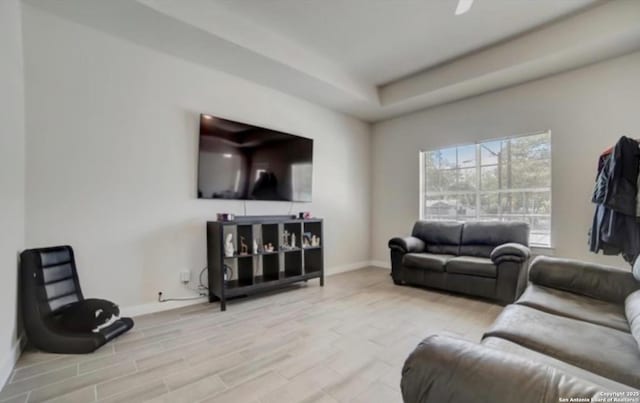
482,337 -> 636,392
411,221 -> 462,255
445,256 -> 497,278
483,305 -> 640,388
402,253 -> 453,272
626,290 -> 640,349
516,284 -> 629,332
460,221 -> 529,258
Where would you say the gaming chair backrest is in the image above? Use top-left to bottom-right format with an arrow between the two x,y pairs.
21,245 -> 84,321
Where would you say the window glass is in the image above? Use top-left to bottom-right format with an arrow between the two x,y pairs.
421,131 -> 552,246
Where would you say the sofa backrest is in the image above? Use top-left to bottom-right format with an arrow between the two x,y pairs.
412,221 -> 463,255
460,221 -> 529,258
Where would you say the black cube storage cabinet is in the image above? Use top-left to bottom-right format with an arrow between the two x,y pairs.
206,218 -> 324,311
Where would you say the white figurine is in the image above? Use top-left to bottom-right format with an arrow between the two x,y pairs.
224,233 -> 235,257
291,233 -> 296,248
253,239 -> 258,254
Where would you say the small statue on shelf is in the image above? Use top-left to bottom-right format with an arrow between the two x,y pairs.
224,233 -> 235,257
240,236 -> 249,255
311,235 -> 321,247
253,238 -> 259,254
303,235 -> 311,248
282,230 -> 290,250
223,264 -> 233,282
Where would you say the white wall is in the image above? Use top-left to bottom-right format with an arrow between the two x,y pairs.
371,51 -> 640,268
23,5 -> 371,313
0,0 -> 26,387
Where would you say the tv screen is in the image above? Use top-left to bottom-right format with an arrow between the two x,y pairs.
197,114 -> 313,202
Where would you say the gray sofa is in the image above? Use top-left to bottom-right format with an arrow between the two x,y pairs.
401,256 -> 640,403
389,221 -> 531,304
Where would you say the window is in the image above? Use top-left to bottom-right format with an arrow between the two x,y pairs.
420,131 -> 551,247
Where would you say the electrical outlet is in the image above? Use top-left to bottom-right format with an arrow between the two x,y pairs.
180,270 -> 191,283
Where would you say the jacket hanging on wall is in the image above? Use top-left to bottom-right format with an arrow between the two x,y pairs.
589,136 -> 640,264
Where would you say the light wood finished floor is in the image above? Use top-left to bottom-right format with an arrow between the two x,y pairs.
0,267 -> 503,403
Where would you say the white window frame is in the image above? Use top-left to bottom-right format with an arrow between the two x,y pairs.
419,131 -> 552,248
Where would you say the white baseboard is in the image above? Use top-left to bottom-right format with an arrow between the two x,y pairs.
325,260 -> 372,275
120,297 -> 208,318
1,335 -> 26,391
121,260 -> 389,318
369,260 -> 391,269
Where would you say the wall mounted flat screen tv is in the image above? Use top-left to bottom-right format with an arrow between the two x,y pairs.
198,114 -> 313,202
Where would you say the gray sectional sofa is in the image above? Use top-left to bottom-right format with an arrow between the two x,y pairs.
389,221 -> 531,304
401,256 -> 640,403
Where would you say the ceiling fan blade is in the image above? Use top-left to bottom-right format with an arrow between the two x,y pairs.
455,0 -> 474,15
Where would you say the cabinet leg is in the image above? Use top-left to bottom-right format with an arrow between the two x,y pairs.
320,275 -> 324,287
220,299 -> 226,312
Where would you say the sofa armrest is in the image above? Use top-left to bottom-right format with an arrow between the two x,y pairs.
401,335 -> 608,403
529,256 -> 640,304
491,242 -> 530,264
388,236 -> 425,254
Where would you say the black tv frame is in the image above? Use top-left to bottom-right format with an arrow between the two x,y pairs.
196,113 -> 314,203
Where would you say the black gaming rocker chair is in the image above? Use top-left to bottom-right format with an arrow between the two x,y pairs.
20,246 -> 134,354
